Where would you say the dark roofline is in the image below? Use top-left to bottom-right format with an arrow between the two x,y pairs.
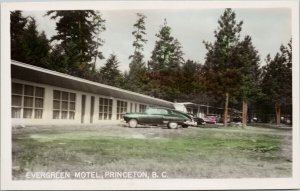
11,60 -> 174,108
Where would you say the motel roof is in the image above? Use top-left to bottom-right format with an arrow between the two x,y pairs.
11,60 -> 174,108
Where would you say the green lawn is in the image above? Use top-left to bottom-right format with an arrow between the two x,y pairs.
12,125 -> 292,179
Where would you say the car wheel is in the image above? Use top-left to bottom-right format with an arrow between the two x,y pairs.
128,119 -> 138,128
168,122 -> 178,129
182,124 -> 189,128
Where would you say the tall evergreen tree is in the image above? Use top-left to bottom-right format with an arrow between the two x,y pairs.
91,14 -> 106,71
148,19 -> 184,71
146,19 -> 184,101
179,60 -> 203,99
46,10 -> 106,77
11,11 -> 28,62
131,13 -> 147,53
203,8 -> 243,127
46,44 -> 69,73
127,13 -> 147,92
261,39 -> 292,124
170,39 -> 185,69
100,54 -> 123,87
233,35 -> 261,128
21,18 -> 50,67
10,11 -> 50,67
46,42 -> 80,74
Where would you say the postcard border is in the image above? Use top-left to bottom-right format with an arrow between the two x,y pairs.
1,1 -> 300,190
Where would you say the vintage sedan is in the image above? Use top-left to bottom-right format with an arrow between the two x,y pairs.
203,114 -> 218,124
123,107 -> 193,129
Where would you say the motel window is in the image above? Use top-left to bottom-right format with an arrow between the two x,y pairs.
99,97 -> 113,120
117,100 -> 127,120
139,104 -> 147,113
11,83 -> 45,119
53,90 -> 76,120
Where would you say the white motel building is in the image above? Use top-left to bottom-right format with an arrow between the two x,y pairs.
11,60 -> 175,126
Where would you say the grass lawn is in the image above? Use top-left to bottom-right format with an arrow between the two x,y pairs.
12,124 -> 292,179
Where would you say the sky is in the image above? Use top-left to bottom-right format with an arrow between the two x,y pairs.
23,8 -> 291,72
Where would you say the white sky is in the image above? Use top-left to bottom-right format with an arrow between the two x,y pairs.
23,8 -> 291,72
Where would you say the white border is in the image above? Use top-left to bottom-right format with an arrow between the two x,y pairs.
1,1 -> 300,190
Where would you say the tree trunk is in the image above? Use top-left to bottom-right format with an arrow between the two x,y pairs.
78,19 -> 84,71
224,92 -> 229,127
242,99 -> 247,128
275,101 -> 281,125
93,31 -> 100,72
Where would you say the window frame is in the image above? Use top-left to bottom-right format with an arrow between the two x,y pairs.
117,100 -> 127,120
52,90 -> 76,120
99,97 -> 113,120
11,83 -> 45,119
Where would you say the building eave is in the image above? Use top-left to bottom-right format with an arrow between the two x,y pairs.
11,60 -> 174,108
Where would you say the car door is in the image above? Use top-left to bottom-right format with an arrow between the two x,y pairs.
161,109 -> 178,124
156,108 -> 170,124
163,110 -> 186,123
139,108 -> 163,125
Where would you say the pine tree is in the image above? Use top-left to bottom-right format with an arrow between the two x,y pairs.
46,44 -> 69,73
46,10 -> 106,77
148,19 -> 184,71
10,11 -> 50,67
100,54 -> 123,87
233,35 -> 261,128
169,39 -> 185,69
21,18 -> 50,67
131,13 -> 147,53
179,60 -> 202,98
46,42 -> 80,75
146,19 -> 184,101
127,13 -> 147,92
91,14 -> 106,71
11,11 -> 28,62
261,39 -> 292,124
203,8 -> 243,127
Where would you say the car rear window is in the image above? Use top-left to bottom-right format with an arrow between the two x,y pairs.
146,108 -> 169,115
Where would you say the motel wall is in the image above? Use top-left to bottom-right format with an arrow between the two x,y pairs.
11,78 -> 151,126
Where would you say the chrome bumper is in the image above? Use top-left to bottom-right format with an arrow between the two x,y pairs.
184,120 -> 197,126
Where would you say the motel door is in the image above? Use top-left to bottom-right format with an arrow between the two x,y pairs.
81,95 -> 86,123
90,96 -> 95,123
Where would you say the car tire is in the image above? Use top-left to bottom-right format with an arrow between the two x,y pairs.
182,124 -> 189,128
168,122 -> 178,129
128,119 -> 138,128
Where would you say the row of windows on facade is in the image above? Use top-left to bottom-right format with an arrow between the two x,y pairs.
11,83 -> 147,120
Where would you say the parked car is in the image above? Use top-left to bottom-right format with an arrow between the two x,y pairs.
185,113 -> 205,126
123,107 -> 193,129
204,114 -> 217,124
193,117 -> 206,125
